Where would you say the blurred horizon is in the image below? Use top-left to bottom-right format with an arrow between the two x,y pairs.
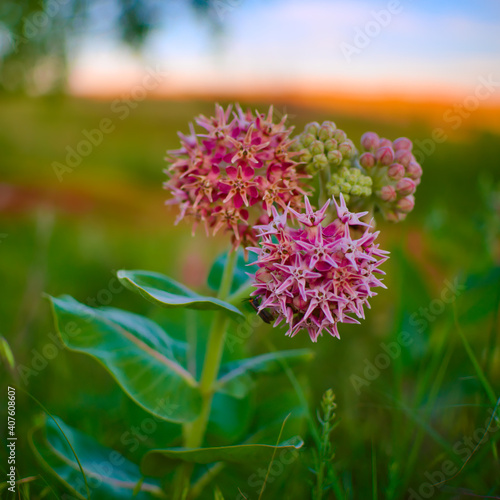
2,0 -> 499,104
68,0 -> 500,98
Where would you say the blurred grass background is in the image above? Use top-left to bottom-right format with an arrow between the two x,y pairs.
1,92 -> 500,498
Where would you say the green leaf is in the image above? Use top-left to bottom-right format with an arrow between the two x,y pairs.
117,270 -> 243,319
141,437 -> 304,476
207,250 -> 256,294
48,295 -> 202,423
207,392 -> 253,445
100,306 -> 187,361
252,376 -> 309,443
30,415 -> 163,500
215,349 -> 314,399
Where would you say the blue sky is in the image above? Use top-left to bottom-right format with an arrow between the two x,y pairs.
70,0 -> 500,99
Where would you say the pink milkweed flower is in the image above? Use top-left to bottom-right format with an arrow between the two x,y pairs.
249,195 -> 389,342
164,104 -> 311,248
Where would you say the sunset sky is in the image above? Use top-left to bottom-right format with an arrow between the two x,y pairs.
69,0 -> 500,102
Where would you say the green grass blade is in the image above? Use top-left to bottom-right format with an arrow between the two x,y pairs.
454,304 -> 497,405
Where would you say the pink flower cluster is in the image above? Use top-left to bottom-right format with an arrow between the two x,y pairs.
249,196 -> 389,342
359,132 -> 423,222
164,104 -> 309,247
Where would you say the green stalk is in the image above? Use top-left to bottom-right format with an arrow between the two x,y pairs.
318,168 -> 331,207
227,282 -> 254,306
174,250 -> 238,498
184,312 -> 229,447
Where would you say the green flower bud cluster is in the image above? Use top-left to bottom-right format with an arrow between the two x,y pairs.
292,121 -> 356,175
326,166 -> 372,203
292,121 -> 422,223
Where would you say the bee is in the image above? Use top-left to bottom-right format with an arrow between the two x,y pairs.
245,296 -> 275,324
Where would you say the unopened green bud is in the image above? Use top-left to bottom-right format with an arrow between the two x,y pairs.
312,154 -> 329,170
339,181 -> 352,192
302,133 -> 316,147
350,185 -> 363,196
310,140 -> 325,156
339,140 -> 354,158
323,138 -> 338,153
327,165 -> 372,201
327,183 -> 341,196
299,149 -> 312,163
318,126 -> 331,141
347,169 -> 361,182
323,121 -> 337,133
333,129 -> 347,142
304,122 -> 320,137
327,150 -> 342,165
360,176 -> 373,187
318,122 -> 336,141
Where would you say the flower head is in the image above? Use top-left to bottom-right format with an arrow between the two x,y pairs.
358,132 -> 422,221
291,121 -> 356,174
249,195 -> 389,342
164,104 -> 310,247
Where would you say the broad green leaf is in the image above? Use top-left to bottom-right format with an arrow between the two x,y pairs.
252,376 -> 309,443
207,392 -> 253,445
30,415 -> 163,500
148,308 -> 214,379
48,295 -> 202,423
100,307 -> 187,361
117,270 -> 243,319
207,250 -> 256,294
215,349 -> 314,398
141,437 -> 304,476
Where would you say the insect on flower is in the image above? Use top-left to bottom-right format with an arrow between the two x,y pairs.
244,296 -> 275,324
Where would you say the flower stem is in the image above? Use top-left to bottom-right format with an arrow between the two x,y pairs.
227,282 -> 254,306
318,167 -> 331,207
184,312 -> 229,447
174,250 -> 238,498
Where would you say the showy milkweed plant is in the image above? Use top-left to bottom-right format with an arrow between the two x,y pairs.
36,103 -> 423,499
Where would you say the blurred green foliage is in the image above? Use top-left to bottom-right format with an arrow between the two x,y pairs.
1,96 -> 500,498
